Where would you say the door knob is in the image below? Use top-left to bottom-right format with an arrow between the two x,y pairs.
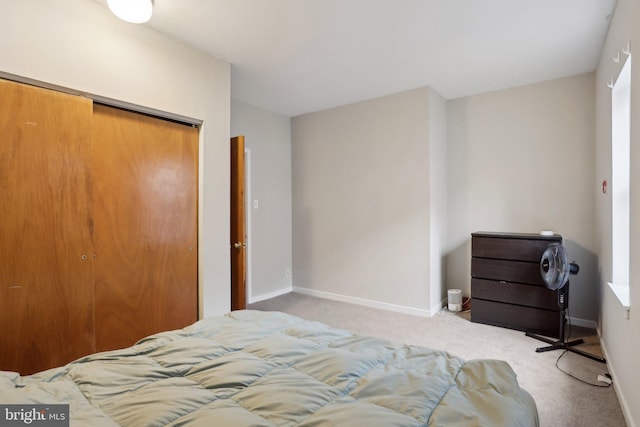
233,242 -> 245,249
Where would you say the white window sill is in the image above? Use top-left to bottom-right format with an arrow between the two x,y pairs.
608,282 -> 630,318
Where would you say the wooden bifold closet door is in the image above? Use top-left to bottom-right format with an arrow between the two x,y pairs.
0,80 -> 198,374
0,80 -> 95,375
92,105 -> 198,352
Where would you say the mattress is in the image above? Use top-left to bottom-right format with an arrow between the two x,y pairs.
0,310 -> 538,426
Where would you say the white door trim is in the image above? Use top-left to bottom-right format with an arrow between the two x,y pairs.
244,148 -> 253,303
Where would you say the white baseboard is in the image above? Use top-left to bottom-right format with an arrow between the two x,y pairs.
248,286 -> 292,304
431,299 -> 445,315
293,287 -> 434,317
600,337 -> 636,427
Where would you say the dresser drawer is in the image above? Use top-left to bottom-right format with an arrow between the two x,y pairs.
471,258 -> 546,286
471,299 -> 560,338
471,278 -> 559,310
472,236 -> 558,262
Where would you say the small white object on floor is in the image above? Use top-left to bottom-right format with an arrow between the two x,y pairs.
447,289 -> 463,312
597,375 -> 612,385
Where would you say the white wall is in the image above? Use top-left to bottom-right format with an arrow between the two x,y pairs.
231,100 -> 293,302
0,0 -> 231,317
428,88 -> 448,312
595,0 -> 640,425
291,87 -> 446,316
446,73 -> 598,325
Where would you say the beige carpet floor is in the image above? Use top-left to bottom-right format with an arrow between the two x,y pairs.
249,292 -> 627,427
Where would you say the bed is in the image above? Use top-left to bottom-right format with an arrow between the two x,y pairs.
0,310 -> 538,426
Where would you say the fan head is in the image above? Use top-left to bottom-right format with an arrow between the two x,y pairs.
540,242 -> 579,290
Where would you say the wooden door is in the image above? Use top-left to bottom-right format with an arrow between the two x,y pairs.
230,136 -> 246,310
92,105 -> 198,352
0,80 -> 95,374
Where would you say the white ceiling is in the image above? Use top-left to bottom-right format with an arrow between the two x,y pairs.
141,0 -> 616,117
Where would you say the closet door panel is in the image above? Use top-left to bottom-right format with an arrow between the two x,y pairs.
92,105 -> 198,352
0,80 -> 94,374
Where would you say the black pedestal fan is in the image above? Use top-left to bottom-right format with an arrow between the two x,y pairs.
525,242 -> 606,363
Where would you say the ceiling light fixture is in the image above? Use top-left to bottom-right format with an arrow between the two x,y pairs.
107,0 -> 153,24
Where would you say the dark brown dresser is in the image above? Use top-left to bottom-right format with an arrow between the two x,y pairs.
470,232 -> 567,338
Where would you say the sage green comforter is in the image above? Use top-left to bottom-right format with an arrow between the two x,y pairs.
0,310 -> 538,426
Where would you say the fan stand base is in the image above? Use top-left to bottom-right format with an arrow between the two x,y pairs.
525,332 -> 606,364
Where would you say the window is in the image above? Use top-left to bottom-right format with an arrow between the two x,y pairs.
609,53 -> 631,309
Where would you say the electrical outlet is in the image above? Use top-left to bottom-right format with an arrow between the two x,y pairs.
285,268 -> 291,278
